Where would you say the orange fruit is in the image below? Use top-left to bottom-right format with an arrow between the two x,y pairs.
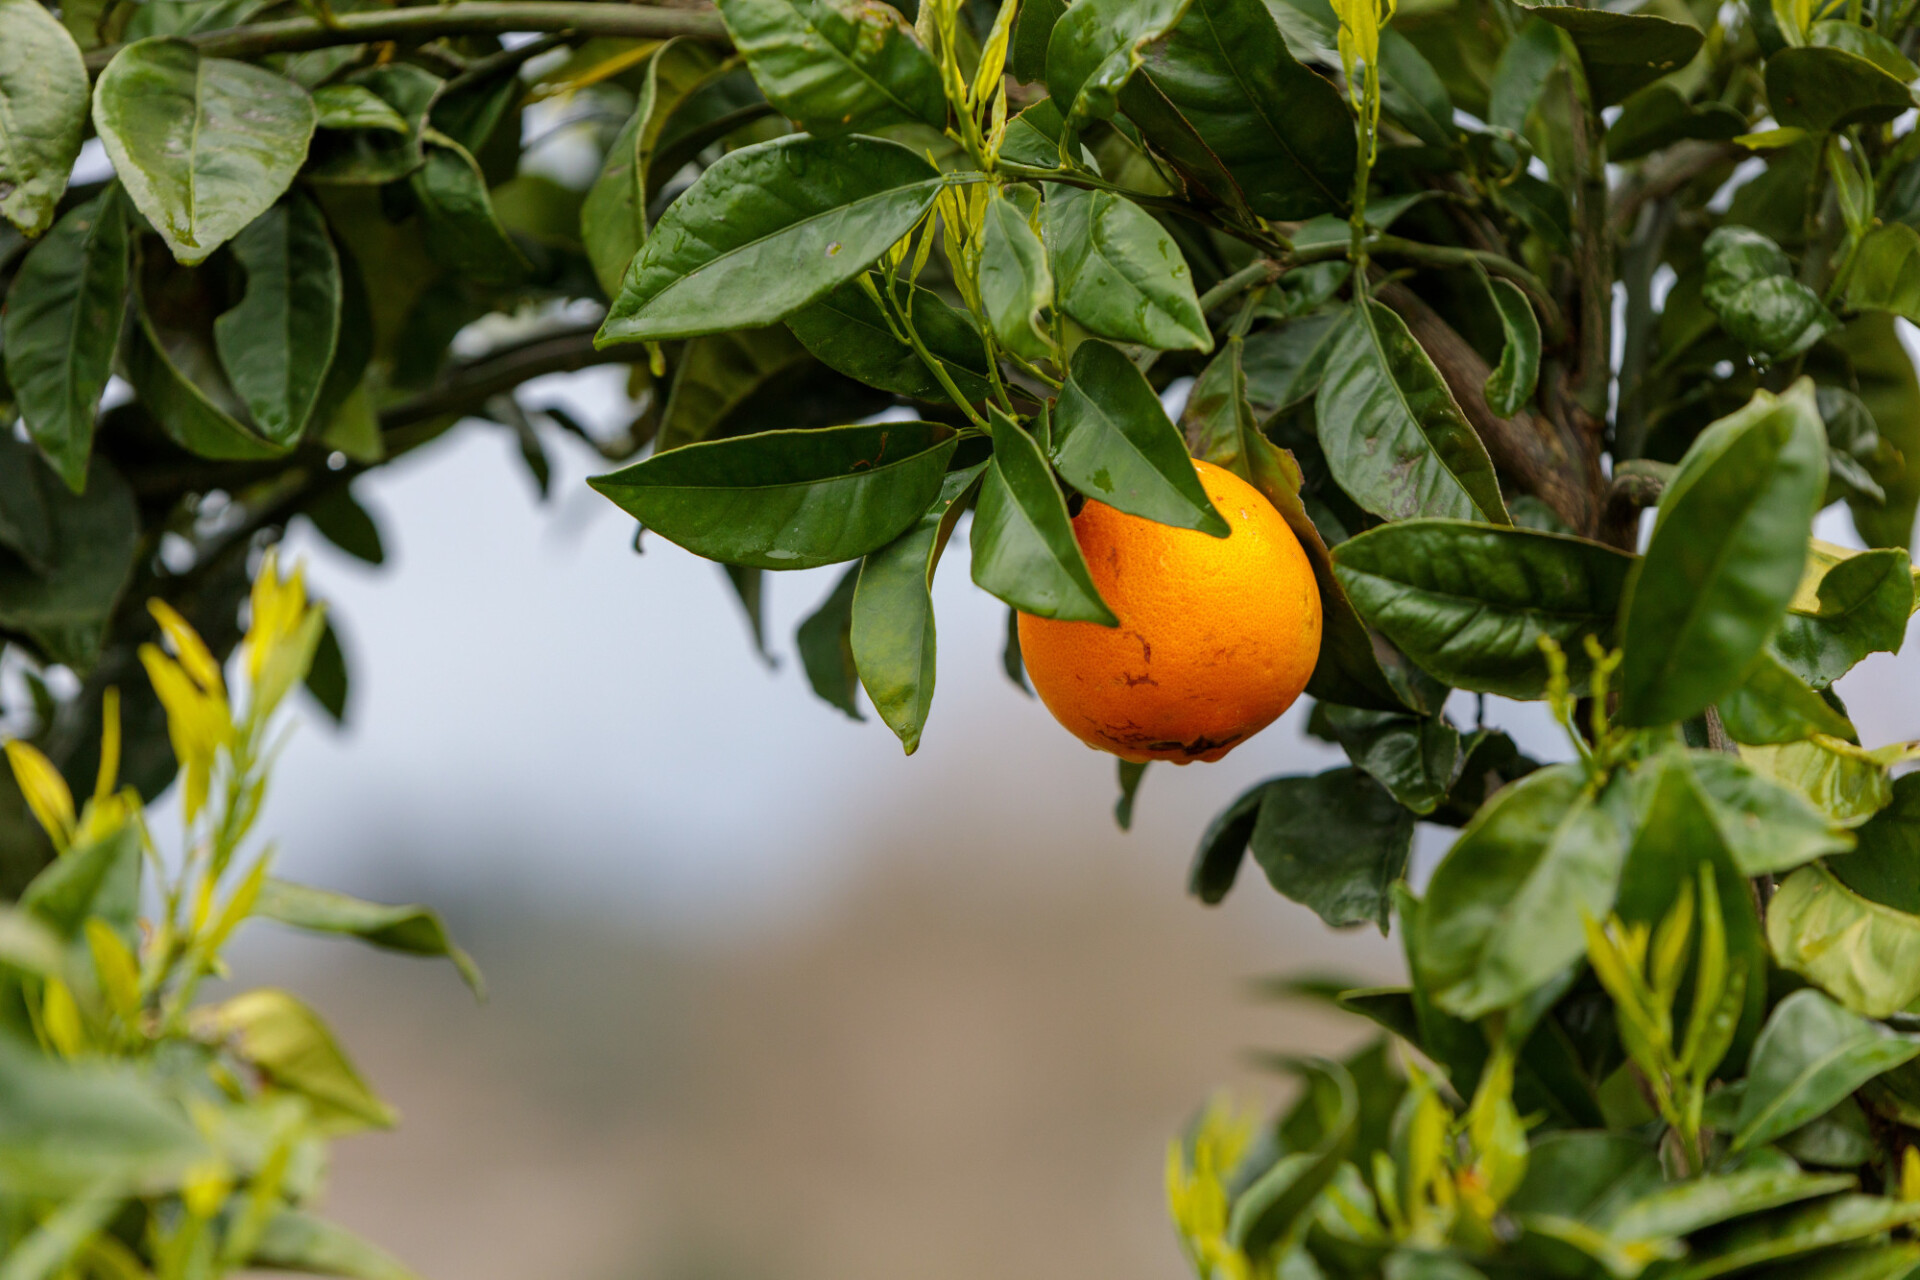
1017,459 -> 1322,764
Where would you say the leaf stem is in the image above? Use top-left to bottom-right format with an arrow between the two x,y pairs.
993,161 -> 1285,253
864,276 -> 991,429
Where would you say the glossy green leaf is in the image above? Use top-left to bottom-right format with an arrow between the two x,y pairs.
1248,767 -> 1414,932
1741,737 -> 1898,828
1772,547 -> 1912,689
1604,82 -> 1745,162
212,196 -> 341,446
1045,0 -> 1192,124
1052,340 -> 1227,535
970,405 -> 1116,624
657,326 -> 813,452
310,83 -> 408,133
250,1210 -> 423,1280
1230,1059 -> 1357,1255
797,564 -> 863,721
600,135 -> 946,344
411,132 -> 528,285
978,188 -> 1054,361
1482,276 -> 1540,418
590,421 -> 957,570
1520,6 -> 1705,107
1733,988 -> 1920,1150
1687,750 -> 1854,876
580,39 -> 727,299
1415,764 -> 1628,1020
126,263 -> 288,462
1011,0 -> 1065,80
1331,520 -> 1636,699
1673,1198 -> 1920,1280
1043,184 -> 1209,351
851,461 -> 984,754
719,0 -> 943,133
1766,45 -> 1914,134
1817,387 -> 1895,509
1845,222 -> 1920,324
1189,778 -> 1267,905
1769,862 -> 1920,1018
1118,0 -> 1350,220
787,275 -> 995,403
1827,315 -> 1920,550
0,1031 -> 204,1196
209,988 -> 396,1132
0,0 -> 87,237
1602,1165 -> 1857,1243
0,462 -> 138,671
0,436 -> 52,574
91,38 -> 315,265
1319,300 -> 1509,525
255,877 -> 482,996
1718,650 -> 1855,745
1317,706 -> 1461,816
1618,383 -> 1827,727
1830,773 -> 1920,912
300,64 -> 436,187
2,189 -> 127,492
1240,312 -> 1343,415
1488,16 -> 1562,138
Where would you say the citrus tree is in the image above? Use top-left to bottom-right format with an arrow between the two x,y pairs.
10,0 -> 1920,1272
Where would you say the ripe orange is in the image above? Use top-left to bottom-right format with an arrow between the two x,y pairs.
1017,459 -> 1322,764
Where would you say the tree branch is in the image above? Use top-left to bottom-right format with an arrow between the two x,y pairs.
83,2 -> 730,72
379,325 -> 630,431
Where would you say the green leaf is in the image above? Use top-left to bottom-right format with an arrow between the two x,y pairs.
1830,773 -> 1920,912
1825,315 -> 1920,550
410,132 -> 528,285
971,404 -> 1116,624
1230,1059 -> 1357,1256
580,39 -> 727,299
250,1210 -> 423,1280
1118,0 -> 1351,220
851,461 -> 985,754
1741,1246 -> 1920,1280
1378,30 -> 1455,148
719,0 -> 944,134
590,421 -> 958,570
1772,547 -> 1912,689
0,1186 -> 122,1280
0,436 -> 53,574
19,825 -> 140,942
91,38 -> 315,265
1604,82 -> 1745,162
977,187 -> 1054,362
2,189 -> 128,492
656,326 -> 813,452
1113,758 -> 1148,830
1519,6 -> 1705,108
1845,222 -> 1920,324
126,262 -> 288,462
1317,706 -> 1461,816
1817,387 -> 1894,510
212,195 -> 341,446
0,1031 -> 205,1196
0,0 -> 88,237
599,135 -> 946,344
1481,275 -> 1540,418
1741,737 -> 1898,827
300,64 -> 436,187
1811,18 -> 1920,78
1051,340 -> 1228,535
1240,312 -> 1343,415
1601,1165 -> 1857,1243
1687,751 -> 1854,877
1415,764 -> 1628,1020
1042,184 -> 1210,351
787,276 -> 995,403
0,463 -> 138,672
208,989 -> 397,1133
305,615 -> 349,723
1618,382 -> 1828,727
310,83 -> 409,133
1045,0 -> 1193,124
1011,0 -> 1065,81
1318,300 -> 1510,525
1189,778 -> 1266,904
1672,1198 -> 1920,1280
303,486 -> 384,566
1717,650 -> 1855,746
1769,862 -> 1920,1018
797,564 -> 863,721
1331,520 -> 1636,699
255,877 -> 482,996
1766,45 -> 1914,134
1248,767 -> 1415,932
1733,988 -> 1920,1150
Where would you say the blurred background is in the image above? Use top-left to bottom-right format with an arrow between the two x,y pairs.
203,325 -> 1920,1280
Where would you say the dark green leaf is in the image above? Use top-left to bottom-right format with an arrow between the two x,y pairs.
92,38 -> 316,265
1688,751 -> 1853,876
719,0 -> 944,134
1830,773 -> 1920,912
1248,767 -> 1414,932
657,326 -> 814,452
600,135 -> 946,344
1011,0 -> 1065,81
1331,520 -> 1635,699
722,563 -> 775,665
305,614 -> 349,724
1742,1245 -> 1920,1280
126,263 -> 288,462
787,275 -> 995,402
1240,312 -> 1343,415
303,486 -> 384,566
1189,777 -> 1266,904
1811,18 -> 1919,79
213,195 -> 341,445
1816,386 -> 1893,509
250,1210 -> 423,1280
970,404 -> 1116,623
300,64 -> 436,187
1766,45 -> 1914,134
1734,988 -> 1920,1149
1052,340 -> 1227,535
1318,705 -> 1461,816
1488,17 -> 1562,138
1718,650 -> 1855,746
1845,222 -> 1920,324
1001,604 -> 1030,694
1519,6 -> 1705,107
1045,0 -> 1193,124
411,132 -> 528,286
1672,1197 -> 1920,1280
1415,764 -> 1628,1019
2,189 -> 127,492
0,436 -> 52,573
1378,30 -> 1455,147
310,83 -> 409,133
797,564 -> 863,721
590,420 -> 958,570
256,877 -> 481,996
1825,315 -> 1920,550
0,461 -> 138,671
1770,862 -> 1920,1018
1618,382 -> 1827,727
0,0 -> 88,237
1772,547 -> 1912,689
1482,275 -> 1539,418
1114,758 -> 1147,830
978,187 -> 1054,361
1118,0 -> 1351,220
1723,279 -> 1835,360
1604,83 -> 1746,162
1043,184 -> 1210,351
0,1031 -> 204,1196
1318,300 -> 1509,525
1603,1165 -> 1856,1243
852,461 -> 986,754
